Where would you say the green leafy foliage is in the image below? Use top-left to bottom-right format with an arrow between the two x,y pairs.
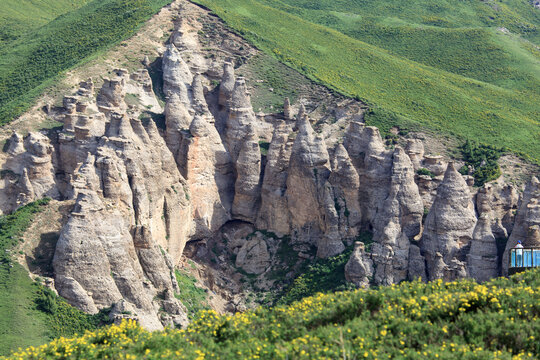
417,167 -> 435,178
258,141 -> 270,156
276,247 -> 354,306
192,0 -> 540,163
174,270 -> 210,320
0,0 -> 173,125
8,269 -> 540,359
460,140 -> 504,186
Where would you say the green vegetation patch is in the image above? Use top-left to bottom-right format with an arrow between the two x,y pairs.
193,0 -> 540,163
8,268 -> 540,359
0,199 -> 101,356
174,270 -> 210,320
276,247 -> 354,305
460,140 -> 505,186
0,0 -> 173,126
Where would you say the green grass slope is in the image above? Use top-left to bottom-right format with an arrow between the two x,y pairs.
0,200 -> 101,356
0,0 -> 90,48
5,269 -> 539,359
193,0 -> 540,163
0,0 -> 173,127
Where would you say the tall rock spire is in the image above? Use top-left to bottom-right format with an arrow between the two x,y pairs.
420,163 -> 477,280
218,61 -> 235,107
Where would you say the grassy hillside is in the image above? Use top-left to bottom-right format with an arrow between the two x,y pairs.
5,268 -> 539,359
193,0 -> 540,163
0,199 -> 101,356
0,0 -> 173,126
0,0 -> 90,48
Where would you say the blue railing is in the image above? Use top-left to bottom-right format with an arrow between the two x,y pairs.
510,248 -> 540,269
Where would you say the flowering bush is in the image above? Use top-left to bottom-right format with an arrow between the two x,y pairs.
5,268 -> 540,359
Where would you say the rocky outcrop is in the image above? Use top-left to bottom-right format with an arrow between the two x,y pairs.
286,114 -> 337,254
2,18 -> 535,329
328,144 -> 361,238
224,77 -> 257,162
476,183 -> 519,239
502,177 -> 540,274
467,215 -> 498,282
371,147 -> 424,285
344,242 -> 373,288
232,125 -> 261,222
218,61 -> 235,107
256,123 -> 293,235
162,44 -> 193,96
97,76 -> 126,111
235,236 -> 270,275
420,163 -> 477,280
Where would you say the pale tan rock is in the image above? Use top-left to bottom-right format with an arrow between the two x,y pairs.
182,114 -> 233,237
235,237 -> 270,274
468,214 -> 498,282
218,61 -> 235,107
408,244 -> 427,281
162,44 -> 193,96
232,125 -> 261,222
345,242 -> 373,288
286,114 -> 333,249
97,76 -> 126,111
328,143 -> 361,237
224,77 -> 257,162
420,163 -> 477,280
256,123 -> 292,235
405,139 -> 424,170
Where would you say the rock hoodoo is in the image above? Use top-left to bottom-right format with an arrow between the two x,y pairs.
0,16 -> 537,330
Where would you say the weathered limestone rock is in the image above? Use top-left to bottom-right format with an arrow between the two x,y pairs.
256,123 -> 292,235
218,61 -> 235,107
343,122 -> 393,226
420,163 -> 477,280
408,244 -> 427,281
164,92 -> 193,157
191,74 -> 208,113
503,177 -> 540,274
182,114 -> 233,237
127,69 -> 162,112
16,169 -> 35,206
286,115 -> 333,249
6,132 -> 25,157
467,214 -> 498,282
477,183 -> 519,239
345,242 -> 373,288
371,147 -> 423,285
162,44 -> 193,96
405,139 -> 424,170
283,97 -> 292,120
232,125 -> 261,222
97,76 -> 126,111
235,237 -> 270,274
328,144 -> 361,238
23,133 -> 59,199
224,77 -> 257,162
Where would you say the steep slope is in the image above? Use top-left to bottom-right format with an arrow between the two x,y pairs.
0,0 -> 90,48
192,0 -> 540,163
5,269 -> 540,359
0,0 -> 173,126
0,1 -> 539,355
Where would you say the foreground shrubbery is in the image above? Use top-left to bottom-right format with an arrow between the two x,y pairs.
6,269 -> 539,359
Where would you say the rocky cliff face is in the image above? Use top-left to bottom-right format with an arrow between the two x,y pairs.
0,4 -> 537,329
